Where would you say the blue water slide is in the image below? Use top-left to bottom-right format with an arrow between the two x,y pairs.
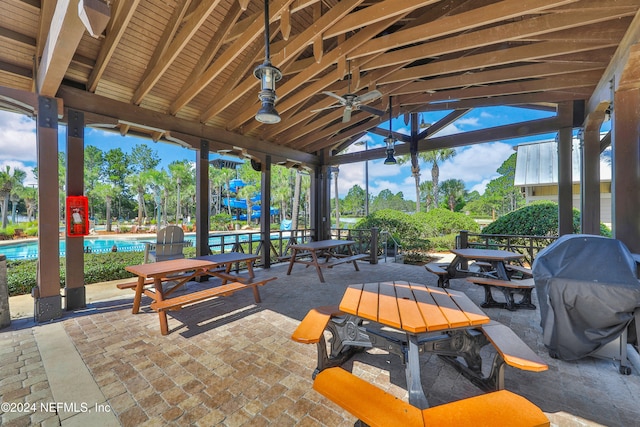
228,178 -> 246,193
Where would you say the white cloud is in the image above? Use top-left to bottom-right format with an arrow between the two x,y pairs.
432,123 -> 463,137
455,117 -> 480,127
432,141 -> 515,194
0,110 -> 36,162
336,158 -> 406,198
0,160 -> 38,186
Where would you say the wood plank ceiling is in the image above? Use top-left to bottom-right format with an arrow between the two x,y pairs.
1,0 -> 639,166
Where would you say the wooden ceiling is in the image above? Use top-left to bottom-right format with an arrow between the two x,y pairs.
1,0 -> 640,166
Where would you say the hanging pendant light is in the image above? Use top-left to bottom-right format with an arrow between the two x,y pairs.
254,0 -> 282,124
384,96 -> 397,165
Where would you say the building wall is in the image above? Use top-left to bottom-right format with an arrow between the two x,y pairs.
522,184 -> 612,226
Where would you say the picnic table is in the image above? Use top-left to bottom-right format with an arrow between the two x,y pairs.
285,239 -> 368,283
426,248 -> 535,310
291,281 -> 548,425
194,252 -> 259,285
123,253 -> 275,335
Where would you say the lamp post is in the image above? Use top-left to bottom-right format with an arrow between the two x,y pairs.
355,140 -> 369,216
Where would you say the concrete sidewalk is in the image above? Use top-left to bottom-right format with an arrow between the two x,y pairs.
2,257 -> 639,426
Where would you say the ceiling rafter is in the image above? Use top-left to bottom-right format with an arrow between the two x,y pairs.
175,0 -> 244,101
132,0 -> 223,105
199,0 -> 365,123
88,0 -> 141,92
143,0 -> 193,80
4,0 -> 640,163
359,6 -> 636,73
349,0 -> 579,60
169,0 -> 296,114
224,14 -> 406,131
37,0 -> 87,96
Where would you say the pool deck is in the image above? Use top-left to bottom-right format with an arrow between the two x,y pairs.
2,255 -> 639,426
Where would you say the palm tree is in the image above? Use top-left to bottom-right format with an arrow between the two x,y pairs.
440,179 -> 466,211
92,183 -> 121,232
142,169 -> 169,227
0,166 -> 26,228
424,149 -> 456,208
125,173 -> 148,226
17,186 -> 37,222
419,181 -> 435,211
271,166 -> 292,223
237,183 -> 258,225
397,151 -> 431,213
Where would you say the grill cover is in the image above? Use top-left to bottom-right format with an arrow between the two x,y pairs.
532,234 -> 640,360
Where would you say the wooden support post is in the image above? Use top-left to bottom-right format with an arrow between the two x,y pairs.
35,96 -> 62,322
195,139 -> 210,257
65,109 -> 86,309
612,88 -> 640,252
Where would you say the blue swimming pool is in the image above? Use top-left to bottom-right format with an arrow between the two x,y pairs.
0,233 -> 272,260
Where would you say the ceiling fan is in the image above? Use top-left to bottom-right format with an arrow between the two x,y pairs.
311,64 -> 385,123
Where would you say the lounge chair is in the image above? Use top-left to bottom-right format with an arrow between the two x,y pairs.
143,225 -> 191,263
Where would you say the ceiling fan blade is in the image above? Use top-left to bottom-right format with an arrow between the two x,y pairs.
342,107 -> 352,123
355,90 -> 382,103
311,104 -> 342,113
323,91 -> 346,103
359,105 -> 386,116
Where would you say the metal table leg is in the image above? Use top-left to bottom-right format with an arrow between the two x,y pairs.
405,334 -> 429,409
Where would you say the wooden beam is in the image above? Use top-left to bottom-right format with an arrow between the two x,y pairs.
88,0 -> 141,92
37,0 -> 87,96
199,0 -> 364,123
328,116 -> 564,165
323,0 -> 439,39
587,9 -> 640,113
170,0 -> 295,115
175,0 -> 243,103
379,41 -> 616,85
132,0 -> 222,105
361,7 -> 634,72
57,85 -> 319,165
349,0 -> 579,59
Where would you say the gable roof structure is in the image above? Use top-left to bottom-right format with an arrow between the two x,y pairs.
2,0 -> 640,166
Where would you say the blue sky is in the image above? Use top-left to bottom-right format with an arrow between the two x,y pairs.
0,106 -> 604,200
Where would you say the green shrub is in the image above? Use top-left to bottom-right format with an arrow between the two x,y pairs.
355,209 -> 422,247
413,208 -> 480,236
7,251 -> 152,296
428,234 -> 458,252
211,213 -> 232,230
401,238 -> 433,265
6,259 -> 38,296
482,202 -> 611,237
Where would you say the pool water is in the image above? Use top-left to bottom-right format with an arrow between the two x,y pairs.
0,236 -> 157,260
0,233 -> 275,260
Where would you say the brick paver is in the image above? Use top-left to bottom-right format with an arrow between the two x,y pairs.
2,260 -> 640,426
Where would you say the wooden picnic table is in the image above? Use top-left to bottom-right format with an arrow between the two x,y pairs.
340,281 -> 490,408
449,248 -> 525,281
124,253 -> 274,335
286,239 -> 368,283
292,281 -> 548,423
426,248 -> 535,310
194,252 -> 259,285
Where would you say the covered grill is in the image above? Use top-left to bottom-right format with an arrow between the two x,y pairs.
532,235 -> 640,374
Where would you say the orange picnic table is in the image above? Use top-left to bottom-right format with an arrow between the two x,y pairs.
339,281 -> 490,408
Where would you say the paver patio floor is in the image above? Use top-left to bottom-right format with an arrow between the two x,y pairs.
2,257 -> 639,426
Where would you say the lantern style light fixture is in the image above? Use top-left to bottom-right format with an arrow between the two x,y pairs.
254,0 -> 282,124
384,96 -> 397,165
